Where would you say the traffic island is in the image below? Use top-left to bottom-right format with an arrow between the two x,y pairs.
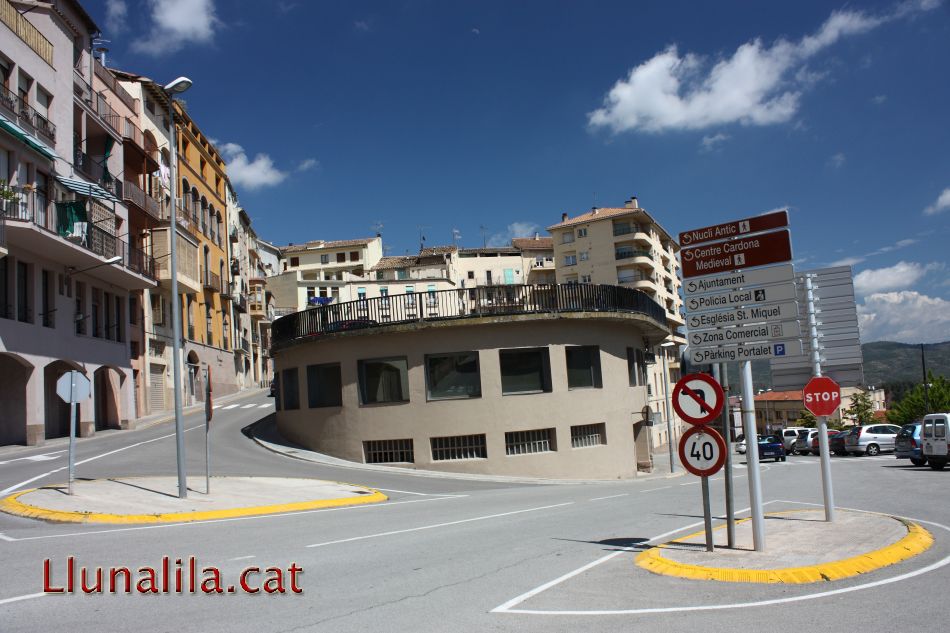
0,476 -> 387,524
637,509 -> 933,583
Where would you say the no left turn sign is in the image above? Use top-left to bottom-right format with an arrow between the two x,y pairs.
672,373 -> 725,426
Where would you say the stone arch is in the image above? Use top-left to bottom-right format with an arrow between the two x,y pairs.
0,353 -> 34,446
94,365 -> 124,431
44,360 -> 85,440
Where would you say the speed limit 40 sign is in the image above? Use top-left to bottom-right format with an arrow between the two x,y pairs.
678,426 -> 726,477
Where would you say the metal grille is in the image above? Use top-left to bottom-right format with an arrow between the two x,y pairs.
364,439 -> 414,464
505,428 -> 555,456
571,423 -> 606,448
430,434 -> 487,461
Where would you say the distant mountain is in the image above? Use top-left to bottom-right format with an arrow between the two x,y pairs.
697,341 -> 950,393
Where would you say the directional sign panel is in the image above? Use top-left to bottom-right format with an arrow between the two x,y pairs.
681,229 -> 792,279
688,320 -> 802,347
678,426 -> 727,477
679,210 -> 789,247
685,282 -> 798,313
683,264 -> 794,297
690,340 -> 804,365
672,373 -> 725,426
687,301 -> 800,330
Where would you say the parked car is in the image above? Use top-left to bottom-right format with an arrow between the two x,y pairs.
757,435 -> 787,462
922,413 -> 950,470
794,429 -> 821,455
781,427 -> 807,453
830,431 -> 849,456
845,424 -> 903,456
269,379 -> 278,397
810,429 -> 840,455
735,434 -> 746,454
895,422 -> 926,466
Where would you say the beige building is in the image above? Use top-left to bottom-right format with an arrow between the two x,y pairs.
754,387 -> 888,432
272,283 -> 671,479
547,196 -> 685,449
512,236 -> 556,284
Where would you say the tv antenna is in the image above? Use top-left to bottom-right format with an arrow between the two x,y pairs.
479,225 -> 488,248
451,228 -> 462,248
371,221 -> 384,237
417,225 -> 429,253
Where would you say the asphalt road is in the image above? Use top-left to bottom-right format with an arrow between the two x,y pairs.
1,394 -> 947,633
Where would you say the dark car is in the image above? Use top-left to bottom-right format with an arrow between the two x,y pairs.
757,435 -> 786,462
810,429 -> 839,455
830,431 -> 849,456
895,422 -> 927,466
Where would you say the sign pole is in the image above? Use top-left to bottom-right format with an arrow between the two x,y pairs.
719,363 -> 736,548
205,368 -> 212,496
806,275 -> 835,522
67,374 -> 76,497
701,475 -> 714,552
741,360 -> 765,551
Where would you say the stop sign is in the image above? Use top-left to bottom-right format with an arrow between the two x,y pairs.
803,376 -> 841,417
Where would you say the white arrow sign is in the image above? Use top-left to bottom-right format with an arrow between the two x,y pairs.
683,264 -> 794,297
687,301 -> 800,330
689,340 -> 804,364
685,281 -> 798,313
688,320 -> 802,347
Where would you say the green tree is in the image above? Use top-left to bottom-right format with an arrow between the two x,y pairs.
887,373 -> 950,424
844,391 -> 875,425
795,409 -> 817,428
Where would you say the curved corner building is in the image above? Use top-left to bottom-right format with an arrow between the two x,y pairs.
270,284 -> 671,479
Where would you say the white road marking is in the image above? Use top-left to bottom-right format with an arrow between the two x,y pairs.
679,481 -> 700,486
212,405 -> 222,410
222,404 -> 239,410
0,451 -> 66,465
590,494 -> 629,502
257,404 -> 271,409
228,555 -> 256,561
0,592 -> 48,606
374,488 -> 468,498
306,502 -> 575,548
641,486 -> 671,492
0,533 -> 16,542
241,404 -> 256,409
0,496 -> 458,542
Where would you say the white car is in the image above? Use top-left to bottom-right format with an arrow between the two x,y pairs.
781,427 -> 808,453
736,435 -> 747,454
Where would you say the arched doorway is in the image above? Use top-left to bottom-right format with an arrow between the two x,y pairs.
186,350 -> 201,404
0,353 -> 34,445
44,360 -> 85,440
94,366 -> 123,431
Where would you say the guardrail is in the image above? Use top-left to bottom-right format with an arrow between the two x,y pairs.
272,283 -> 667,348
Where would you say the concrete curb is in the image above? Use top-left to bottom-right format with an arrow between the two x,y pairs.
0,479 -> 388,525
246,420 -> 686,486
636,511 -> 934,584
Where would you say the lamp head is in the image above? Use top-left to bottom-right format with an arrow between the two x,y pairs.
163,77 -> 193,94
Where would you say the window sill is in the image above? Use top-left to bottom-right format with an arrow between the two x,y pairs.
501,390 -> 550,396
426,394 -> 482,402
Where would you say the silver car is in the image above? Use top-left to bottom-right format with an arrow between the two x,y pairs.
845,424 -> 902,456
794,429 -> 820,455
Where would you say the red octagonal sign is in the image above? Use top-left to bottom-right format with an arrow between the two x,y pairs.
803,376 -> 841,417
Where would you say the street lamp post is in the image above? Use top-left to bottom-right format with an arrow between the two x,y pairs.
660,339 -> 676,472
163,77 -> 192,500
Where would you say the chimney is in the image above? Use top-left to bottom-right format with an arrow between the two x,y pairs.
561,212 -> 568,222
591,206 -> 599,215
534,232 -> 539,240
626,196 -> 639,209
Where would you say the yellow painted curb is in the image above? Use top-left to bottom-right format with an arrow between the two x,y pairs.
0,482 -> 388,525
636,513 -> 933,584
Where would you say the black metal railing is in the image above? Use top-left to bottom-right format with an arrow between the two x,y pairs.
0,84 -> 56,142
615,248 -> 651,261
74,149 -> 122,198
272,284 -> 667,348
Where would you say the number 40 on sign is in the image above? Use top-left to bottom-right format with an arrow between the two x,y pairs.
678,425 -> 727,478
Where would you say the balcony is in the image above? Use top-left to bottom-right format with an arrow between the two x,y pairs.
618,272 -> 657,291
122,179 -> 163,221
153,226 -> 201,294
122,116 -> 158,162
232,292 -> 248,312
74,150 -> 122,198
234,337 -> 251,355
615,248 -> 652,261
203,271 -> 222,293
0,85 -> 56,143
0,0 -> 53,65
94,58 -> 136,112
0,187 -> 156,288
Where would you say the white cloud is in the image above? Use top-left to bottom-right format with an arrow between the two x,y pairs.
872,94 -> 887,104
220,143 -> 288,190
471,28 -> 481,36
829,236 -> 917,266
296,158 -> 319,172
132,0 -> 219,55
700,132 -> 729,152
829,256 -> 865,267
828,152 -> 846,168
924,188 -> 950,215
354,20 -> 371,32
853,260 -> 941,296
105,0 -> 128,35
487,222 -> 540,247
858,291 -> 950,343
587,3 -> 937,134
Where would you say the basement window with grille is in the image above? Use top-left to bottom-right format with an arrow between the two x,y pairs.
430,434 -> 487,461
505,428 -> 556,456
363,439 -> 414,464
571,423 -> 606,448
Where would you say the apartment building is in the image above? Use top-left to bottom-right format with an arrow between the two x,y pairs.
511,235 -> 555,284
547,196 -> 685,451
0,0 -> 157,444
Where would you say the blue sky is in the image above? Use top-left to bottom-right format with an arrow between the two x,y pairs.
88,0 -> 950,343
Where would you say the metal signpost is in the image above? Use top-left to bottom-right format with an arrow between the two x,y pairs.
677,399 -> 727,552
205,368 -> 213,495
55,370 -> 91,496
802,367 -> 842,523
712,364 -> 736,548
679,210 -> 798,552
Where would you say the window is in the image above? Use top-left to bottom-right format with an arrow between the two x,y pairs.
405,286 -> 415,306
75,282 -> 86,334
113,295 -> 123,342
431,434 -> 487,460
577,228 -> 587,238
580,275 -> 592,283
561,232 -> 575,244
41,270 -> 53,328
425,352 -> 481,400
307,363 -> 342,408
563,255 -> 577,266
129,296 -> 138,325
16,261 -> 30,323
357,287 -> 366,300
380,287 -> 390,307
505,428 -> 556,455
358,357 -> 409,404
281,368 -> 300,410
467,271 -> 475,280
571,423 -> 606,448
320,254 -> 329,264
336,253 -> 346,263
499,348 -> 551,395
0,258 -> 7,319
627,347 -> 646,386
363,439 -> 414,464
349,251 -> 360,262
579,251 -> 589,261
151,294 -> 164,326
290,257 -> 299,268
566,346 -> 602,389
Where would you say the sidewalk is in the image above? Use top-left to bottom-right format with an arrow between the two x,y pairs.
0,476 -> 386,524
134,387 -> 268,432
248,416 -> 685,485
